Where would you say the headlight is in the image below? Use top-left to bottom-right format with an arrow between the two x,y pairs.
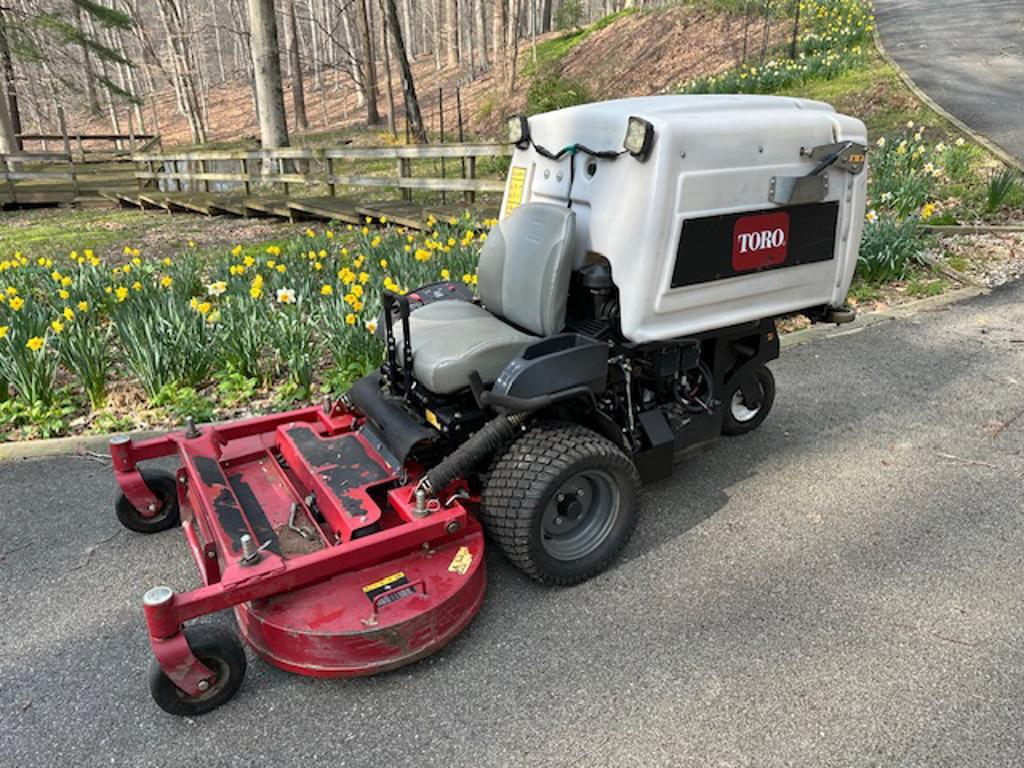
623,116 -> 655,161
507,114 -> 530,149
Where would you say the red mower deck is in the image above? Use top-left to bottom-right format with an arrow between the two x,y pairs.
111,404 -> 485,711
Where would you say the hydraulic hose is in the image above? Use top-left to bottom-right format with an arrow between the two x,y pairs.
420,412 -> 528,495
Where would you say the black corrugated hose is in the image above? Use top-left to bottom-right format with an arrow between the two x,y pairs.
421,412 -> 528,495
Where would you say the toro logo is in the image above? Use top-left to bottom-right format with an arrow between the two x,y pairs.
732,211 -> 790,272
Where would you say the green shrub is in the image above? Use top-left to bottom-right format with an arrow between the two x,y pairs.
555,0 -> 585,30
857,214 -> 927,284
527,68 -> 591,114
151,383 -> 216,424
986,168 -> 1022,214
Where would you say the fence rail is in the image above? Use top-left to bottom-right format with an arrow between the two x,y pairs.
1,141 -> 511,210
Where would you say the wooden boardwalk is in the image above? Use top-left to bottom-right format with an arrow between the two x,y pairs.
6,142 -> 508,229
103,190 -> 498,230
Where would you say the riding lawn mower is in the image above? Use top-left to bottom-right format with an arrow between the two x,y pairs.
110,95 -> 868,715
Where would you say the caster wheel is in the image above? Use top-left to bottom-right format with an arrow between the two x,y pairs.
115,469 -> 180,533
723,365 -> 775,436
148,625 -> 247,716
482,422 -> 640,586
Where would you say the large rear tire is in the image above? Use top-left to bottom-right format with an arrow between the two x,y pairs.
481,422 -> 640,586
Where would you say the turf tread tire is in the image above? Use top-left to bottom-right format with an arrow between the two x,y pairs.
481,421 -> 640,586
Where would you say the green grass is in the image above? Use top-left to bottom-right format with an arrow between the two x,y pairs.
0,209 -> 151,257
523,8 -> 638,77
776,57 -> 953,140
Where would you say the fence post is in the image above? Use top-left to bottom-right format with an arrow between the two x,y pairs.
466,155 -> 476,205
328,156 -> 337,197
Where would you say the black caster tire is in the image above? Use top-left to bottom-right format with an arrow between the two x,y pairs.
148,625 -> 247,717
115,469 -> 180,533
722,365 -> 775,436
481,422 -> 640,586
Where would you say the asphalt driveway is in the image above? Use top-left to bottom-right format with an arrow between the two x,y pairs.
874,0 -> 1024,160
2,281 -> 1024,767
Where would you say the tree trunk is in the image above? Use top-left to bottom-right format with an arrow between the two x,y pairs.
379,0 -> 396,137
72,2 -> 101,115
476,0 -> 488,67
444,0 -> 459,67
284,0 -> 308,130
383,0 -> 426,144
0,78 -> 16,162
493,0 -> 509,87
541,0 -> 552,33
355,0 -> 380,124
247,0 -> 290,148
0,6 -> 22,149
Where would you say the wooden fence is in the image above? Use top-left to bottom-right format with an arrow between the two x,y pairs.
131,143 -> 510,203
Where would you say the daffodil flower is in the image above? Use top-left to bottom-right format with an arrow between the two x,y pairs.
277,287 -> 296,304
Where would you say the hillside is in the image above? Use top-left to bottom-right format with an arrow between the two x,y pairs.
77,5 -> 792,148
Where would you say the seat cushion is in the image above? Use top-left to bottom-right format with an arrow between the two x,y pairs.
395,300 -> 536,395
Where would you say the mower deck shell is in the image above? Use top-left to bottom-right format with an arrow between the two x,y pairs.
114,403 -> 486,691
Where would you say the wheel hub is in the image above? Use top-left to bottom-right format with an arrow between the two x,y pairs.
541,471 -> 621,561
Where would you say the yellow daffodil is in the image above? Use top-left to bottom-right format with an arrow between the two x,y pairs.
207,281 -> 228,297
0,325 -> 7,339
243,255 -> 255,267
358,272 -> 369,284
306,228 -> 316,238
379,258 -> 388,269
266,245 -> 281,257
160,276 -> 173,288
9,296 -> 24,311
63,307 -> 75,321
132,281 -> 143,291
440,268 -> 450,280
231,245 -> 243,257
58,290 -> 70,300
351,284 -> 363,298
275,264 -> 286,273
51,319 -> 64,334
345,313 -> 356,326
77,301 -> 89,312
365,319 -> 378,335
320,284 -> 334,296
325,230 -> 334,240
26,336 -> 44,351
115,286 -> 129,302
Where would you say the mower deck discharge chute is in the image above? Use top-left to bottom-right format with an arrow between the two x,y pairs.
112,95 -> 868,715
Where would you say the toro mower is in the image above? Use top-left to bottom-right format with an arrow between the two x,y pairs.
111,95 -> 868,715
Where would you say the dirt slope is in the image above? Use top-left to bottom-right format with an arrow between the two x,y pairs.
79,6 -> 791,148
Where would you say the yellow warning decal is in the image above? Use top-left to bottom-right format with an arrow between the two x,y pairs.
448,546 -> 473,575
362,571 -> 406,595
504,167 -> 527,216
424,408 -> 441,430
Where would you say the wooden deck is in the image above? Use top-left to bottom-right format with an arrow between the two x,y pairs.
94,190 -> 498,229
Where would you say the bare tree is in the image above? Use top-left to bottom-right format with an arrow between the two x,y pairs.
444,0 -> 458,67
283,0 -> 308,131
383,0 -> 426,143
248,0 -> 289,148
355,0 -> 380,124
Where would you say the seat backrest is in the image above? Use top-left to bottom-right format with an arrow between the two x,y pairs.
477,203 -> 576,337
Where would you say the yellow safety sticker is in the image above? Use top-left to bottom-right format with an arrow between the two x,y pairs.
424,408 -> 441,430
448,546 -> 473,575
504,166 -> 527,216
362,571 -> 406,595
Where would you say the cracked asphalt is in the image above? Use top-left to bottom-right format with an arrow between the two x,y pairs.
875,0 -> 1024,160
2,281 -> 1024,767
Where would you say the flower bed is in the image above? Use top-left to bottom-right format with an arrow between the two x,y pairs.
0,215 -> 491,440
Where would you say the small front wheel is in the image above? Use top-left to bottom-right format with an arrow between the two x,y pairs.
115,469 -> 180,533
482,422 -> 640,586
722,365 -> 775,436
149,625 -> 247,716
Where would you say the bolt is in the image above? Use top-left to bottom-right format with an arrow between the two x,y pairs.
557,493 -> 565,503
147,503 -> 157,512
414,488 -> 428,517
206,550 -> 216,559
240,534 -> 258,563
554,516 -> 563,526
576,489 -> 584,497
446,520 -> 459,534
196,680 -> 211,692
